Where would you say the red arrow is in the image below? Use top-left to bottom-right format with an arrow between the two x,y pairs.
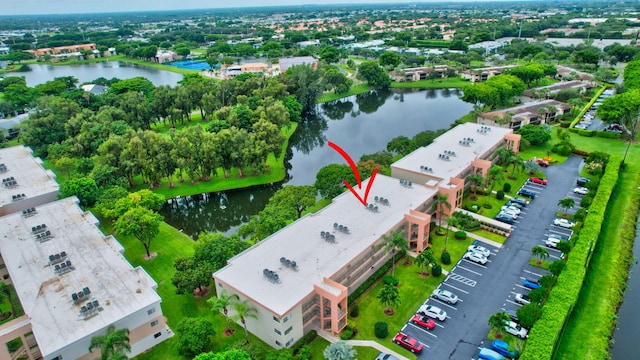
328,141 -> 379,206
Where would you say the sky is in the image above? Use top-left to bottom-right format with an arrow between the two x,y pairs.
4,0 -> 483,16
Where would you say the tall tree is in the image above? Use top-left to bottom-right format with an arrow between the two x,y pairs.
557,198 -> 575,216
88,325 -> 131,360
176,318 -> 216,357
208,290 -> 240,332
486,165 -> 505,197
431,193 -> 451,228
113,206 -> 163,258
382,230 -> 409,278
231,299 -> 259,343
488,312 -> 510,338
268,185 -> 317,218
377,283 -> 400,314
415,249 -> 436,276
531,245 -> 550,264
468,174 -> 484,200
357,61 -> 390,89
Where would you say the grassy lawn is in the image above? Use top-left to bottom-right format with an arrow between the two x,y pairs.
428,227 -> 474,272
473,229 -> 507,244
529,258 -> 550,270
302,198 -> 332,215
462,193 -> 508,219
454,111 -> 476,125
130,123 -> 297,198
390,77 -> 469,89
318,84 -> 372,103
348,255 -> 442,359
307,338 -> 381,360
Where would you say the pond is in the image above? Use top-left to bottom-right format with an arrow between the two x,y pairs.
3,61 -> 184,87
159,88 -> 473,238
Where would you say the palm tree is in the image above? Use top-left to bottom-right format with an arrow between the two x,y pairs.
468,174 -> 484,200
231,299 -> 258,343
382,230 -> 409,278
208,290 -> 239,332
509,155 -> 525,178
532,245 -> 550,264
488,312 -> 511,338
486,165 -> 505,198
415,249 -> 436,276
431,193 -> 451,229
494,146 -> 515,166
88,325 -> 131,360
557,198 -> 575,216
377,283 -> 400,314
323,341 -> 357,360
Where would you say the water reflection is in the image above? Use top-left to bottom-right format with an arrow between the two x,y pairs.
160,88 -> 473,236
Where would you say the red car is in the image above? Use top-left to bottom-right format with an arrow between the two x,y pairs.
529,177 -> 548,185
533,158 -> 549,167
411,314 -> 436,330
393,333 -> 423,353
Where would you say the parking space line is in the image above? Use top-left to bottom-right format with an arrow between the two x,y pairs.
461,259 -> 488,268
455,265 -> 483,275
407,323 -> 438,338
523,269 -> 544,277
515,284 -> 529,290
446,273 -> 477,287
506,299 -> 522,306
429,298 -> 459,310
442,282 -> 470,294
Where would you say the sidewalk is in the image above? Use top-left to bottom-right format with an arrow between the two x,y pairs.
316,328 -> 410,360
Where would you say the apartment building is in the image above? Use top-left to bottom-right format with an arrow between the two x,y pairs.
477,99 -> 572,130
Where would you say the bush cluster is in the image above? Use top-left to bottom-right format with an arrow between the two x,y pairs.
374,321 -> 389,338
595,131 -> 621,139
441,251 -> 451,265
520,155 -> 621,360
383,275 -> 399,286
347,250 -> 406,304
503,183 -> 512,192
454,230 -> 467,240
292,330 -> 317,354
432,263 -> 443,277
496,190 -> 505,200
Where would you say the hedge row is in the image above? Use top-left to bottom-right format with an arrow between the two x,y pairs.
567,128 -> 622,139
520,155 -> 621,360
569,86 -> 607,129
347,250 -> 406,304
292,330 -> 317,354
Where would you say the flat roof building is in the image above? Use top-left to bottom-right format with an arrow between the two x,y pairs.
477,99 -> 572,130
278,56 -> 318,73
0,146 -> 59,217
0,197 -> 171,360
214,122 -> 520,349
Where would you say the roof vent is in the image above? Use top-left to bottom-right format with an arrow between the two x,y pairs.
280,257 -> 299,271
263,268 -> 281,283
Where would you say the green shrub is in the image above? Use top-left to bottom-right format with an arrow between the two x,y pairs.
580,196 -> 593,208
432,263 -> 443,277
435,227 -> 446,235
577,129 -> 595,137
292,330 -> 317,354
503,183 -> 512,192
595,131 -> 621,139
496,190 -> 505,200
349,304 -> 360,318
572,149 -> 590,157
340,328 -> 353,340
482,203 -> 493,209
347,251 -> 405,303
469,204 -> 480,213
441,250 -> 451,265
568,127 -> 579,133
383,275 -> 399,286
560,121 -> 571,128
374,321 -> 389,338
454,230 -> 467,240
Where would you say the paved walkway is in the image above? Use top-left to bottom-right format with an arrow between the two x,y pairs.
316,328 -> 410,360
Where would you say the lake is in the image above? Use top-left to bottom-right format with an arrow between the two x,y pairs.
159,88 -> 472,238
4,61 -> 184,87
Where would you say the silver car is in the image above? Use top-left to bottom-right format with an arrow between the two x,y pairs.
431,288 -> 459,304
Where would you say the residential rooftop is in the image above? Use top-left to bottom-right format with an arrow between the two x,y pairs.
0,146 -> 58,209
480,99 -> 571,122
391,122 -> 513,182
215,174 -> 436,316
0,197 -> 160,356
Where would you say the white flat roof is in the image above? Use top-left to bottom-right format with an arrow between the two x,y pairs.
0,146 -> 58,208
0,197 -> 160,356
391,123 -> 513,182
214,174 -> 437,316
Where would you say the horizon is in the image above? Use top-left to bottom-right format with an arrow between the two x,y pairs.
5,0 -> 521,16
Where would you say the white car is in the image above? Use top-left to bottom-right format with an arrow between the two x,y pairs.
417,304 -> 447,321
554,218 -> 576,228
500,205 -> 521,215
463,251 -> 488,265
498,210 -> 518,220
544,237 -> 567,249
514,293 -> 531,305
468,245 -> 491,258
431,289 -> 459,305
505,321 -> 529,339
573,187 -> 589,195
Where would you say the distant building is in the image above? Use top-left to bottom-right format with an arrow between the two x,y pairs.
555,65 -> 596,81
477,99 -> 572,130
278,56 -> 318,72
28,43 -> 96,57
390,65 -> 456,82
297,39 -> 321,47
154,50 -> 177,63
523,80 -> 595,98
81,84 -> 108,95
460,65 -> 517,83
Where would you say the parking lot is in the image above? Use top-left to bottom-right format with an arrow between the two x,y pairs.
393,156 -> 586,359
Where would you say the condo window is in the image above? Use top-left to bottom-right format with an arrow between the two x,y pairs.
285,326 -> 293,335
148,308 -> 156,315
151,320 -> 159,327
273,315 -> 280,322
286,339 -> 294,347
275,340 -> 282,346
154,332 -> 162,339
283,314 -> 292,323
274,329 -> 282,335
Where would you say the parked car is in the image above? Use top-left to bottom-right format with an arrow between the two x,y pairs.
375,353 -> 399,360
468,244 -> 491,258
495,214 -> 515,224
463,251 -> 488,265
393,333 -> 423,353
505,321 -> 529,339
478,347 -> 505,360
417,304 -> 447,321
505,309 -> 519,323
523,278 -> 541,289
517,188 -> 536,199
505,200 -> 523,209
514,293 -> 531,305
573,187 -> 589,195
545,237 -> 568,249
498,210 -> 518,220
501,205 -> 521,215
528,177 -> 548,185
532,157 -> 549,167
509,198 -> 528,207
577,177 -> 590,186
411,314 -> 436,330
431,288 -> 459,304
491,340 -> 520,359
574,123 -> 588,130
554,218 -> 576,228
